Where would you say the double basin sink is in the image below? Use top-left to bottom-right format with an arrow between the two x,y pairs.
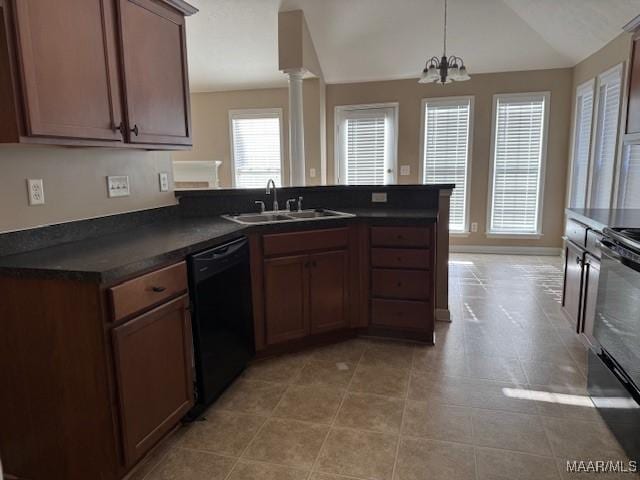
223,209 -> 354,225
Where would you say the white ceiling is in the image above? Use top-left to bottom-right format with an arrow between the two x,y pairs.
186,0 -> 640,92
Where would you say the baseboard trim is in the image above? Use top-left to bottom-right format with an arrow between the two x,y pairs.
435,308 -> 451,322
450,245 -> 562,256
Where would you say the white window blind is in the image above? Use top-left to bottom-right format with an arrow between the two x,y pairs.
489,93 -> 549,235
230,110 -> 283,188
336,105 -> 397,185
618,144 -> 640,208
569,81 -> 594,208
422,97 -> 472,233
590,65 -> 622,208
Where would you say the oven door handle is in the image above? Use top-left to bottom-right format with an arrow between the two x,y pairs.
599,239 -> 622,260
600,239 -> 640,273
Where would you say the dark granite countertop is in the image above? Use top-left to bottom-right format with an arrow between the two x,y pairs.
0,217 -> 247,284
0,209 -> 439,284
566,208 -> 640,232
341,208 -> 438,224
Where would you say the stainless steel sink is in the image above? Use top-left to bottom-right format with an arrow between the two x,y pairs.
229,214 -> 292,224
286,210 -> 342,219
223,209 -> 353,225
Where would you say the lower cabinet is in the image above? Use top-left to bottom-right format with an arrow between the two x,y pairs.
263,249 -> 349,346
309,250 -> 349,334
112,294 -> 194,467
257,227 -> 352,348
562,218 -> 603,344
562,240 -> 585,331
264,254 -> 310,345
581,253 -> 601,346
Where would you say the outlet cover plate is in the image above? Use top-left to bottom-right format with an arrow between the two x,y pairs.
400,165 -> 410,176
471,222 -> 478,232
371,192 -> 388,203
27,179 -> 45,206
107,175 -> 130,198
159,172 -> 170,192
309,168 -> 317,178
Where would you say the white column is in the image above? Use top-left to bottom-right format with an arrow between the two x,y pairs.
286,68 -> 306,186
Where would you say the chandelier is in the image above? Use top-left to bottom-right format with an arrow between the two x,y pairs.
419,0 -> 470,84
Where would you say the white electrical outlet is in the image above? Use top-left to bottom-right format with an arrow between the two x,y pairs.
471,222 -> 478,232
159,172 -> 170,192
107,176 -> 130,198
27,179 -> 45,206
400,165 -> 410,176
309,168 -> 317,178
371,192 -> 388,203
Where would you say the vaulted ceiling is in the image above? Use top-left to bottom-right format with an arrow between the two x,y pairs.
185,0 -> 639,92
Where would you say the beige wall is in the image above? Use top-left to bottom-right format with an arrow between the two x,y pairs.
326,69 -> 573,248
174,80 -> 324,187
0,146 -> 175,233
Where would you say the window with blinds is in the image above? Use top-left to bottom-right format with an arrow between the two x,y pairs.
489,93 -> 549,235
229,109 -> 283,188
590,65 -> 622,208
422,97 -> 473,233
336,105 -> 397,185
569,81 -> 594,208
618,144 -> 640,208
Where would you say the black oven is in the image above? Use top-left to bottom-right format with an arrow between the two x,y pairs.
589,228 -> 640,462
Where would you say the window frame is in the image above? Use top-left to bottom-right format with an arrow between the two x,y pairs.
228,108 -> 286,188
419,95 -> 475,235
486,91 -> 551,238
334,103 -> 399,185
587,63 -> 624,209
567,79 -> 595,209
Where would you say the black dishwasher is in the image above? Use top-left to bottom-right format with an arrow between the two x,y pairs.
186,237 -> 254,419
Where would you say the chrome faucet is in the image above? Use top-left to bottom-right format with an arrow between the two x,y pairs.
265,179 -> 279,211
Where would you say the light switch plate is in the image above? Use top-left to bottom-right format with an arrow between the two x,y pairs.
309,168 -> 317,178
27,179 -> 45,206
107,175 -> 130,198
400,165 -> 410,176
159,172 -> 170,192
471,222 -> 478,232
371,192 -> 388,203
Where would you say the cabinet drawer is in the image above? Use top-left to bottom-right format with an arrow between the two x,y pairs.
110,262 -> 188,322
372,269 -> 431,300
372,299 -> 432,330
371,248 -> 431,270
566,218 -> 588,248
371,226 -> 431,248
263,228 -> 348,256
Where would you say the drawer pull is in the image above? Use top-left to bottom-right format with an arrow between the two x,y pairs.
397,282 -> 402,287
151,286 -> 167,293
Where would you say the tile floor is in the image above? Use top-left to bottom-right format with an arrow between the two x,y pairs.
133,254 -> 637,480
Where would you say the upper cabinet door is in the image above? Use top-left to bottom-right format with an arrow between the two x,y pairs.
118,0 -> 192,146
627,35 -> 640,134
13,0 -> 123,141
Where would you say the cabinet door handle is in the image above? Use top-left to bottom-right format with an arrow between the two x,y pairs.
576,256 -> 582,266
151,286 -> 166,293
131,124 -> 139,136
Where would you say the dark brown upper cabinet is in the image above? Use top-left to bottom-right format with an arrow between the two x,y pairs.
0,0 -> 196,149
626,32 -> 640,134
118,0 -> 192,145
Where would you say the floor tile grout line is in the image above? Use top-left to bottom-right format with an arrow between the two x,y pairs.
389,340 -> 414,480
306,345 -> 366,480
221,368 -> 294,480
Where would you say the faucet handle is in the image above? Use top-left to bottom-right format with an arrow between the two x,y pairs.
297,196 -> 303,212
285,198 -> 297,212
254,201 -> 265,213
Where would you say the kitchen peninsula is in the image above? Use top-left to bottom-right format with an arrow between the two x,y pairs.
0,183 -> 452,480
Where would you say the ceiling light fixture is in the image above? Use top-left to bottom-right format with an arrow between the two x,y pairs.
419,0 -> 470,85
